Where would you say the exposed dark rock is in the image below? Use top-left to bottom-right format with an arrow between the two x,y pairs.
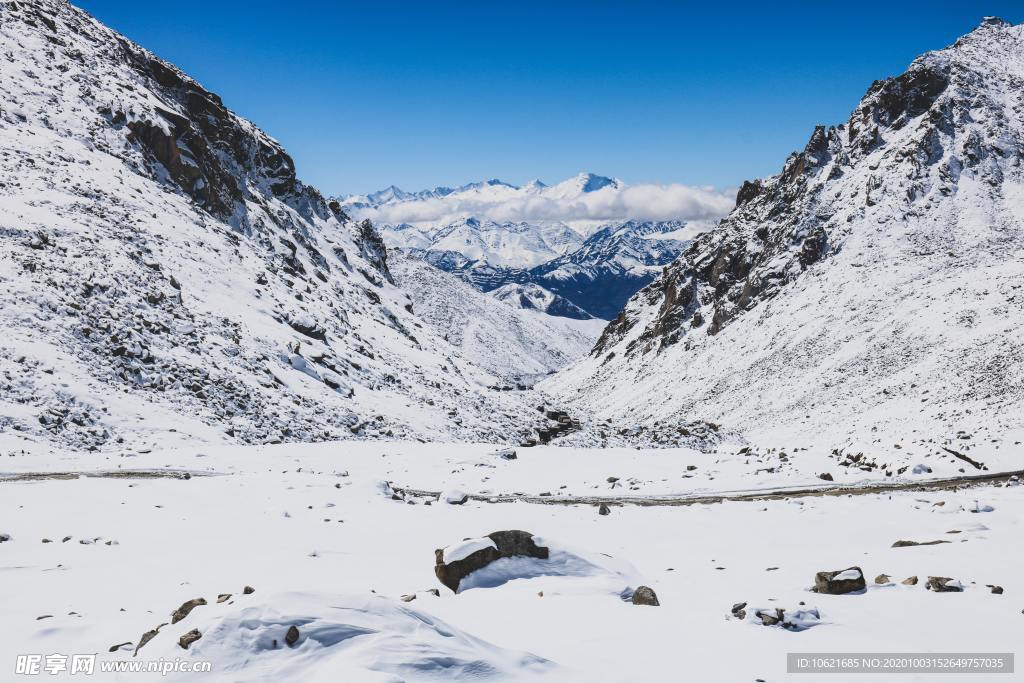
243,586 -> 255,594
902,575 -> 919,586
874,574 -> 891,585
170,597 -> 207,624
813,567 -> 866,594
631,586 -> 660,606
178,629 -> 201,650
285,625 -> 300,646
134,622 -> 168,656
598,503 -> 611,516
892,539 -> 950,548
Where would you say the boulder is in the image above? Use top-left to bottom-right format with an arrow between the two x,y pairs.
926,576 -> 964,592
631,586 -> 660,606
434,530 -> 549,593
813,567 -> 866,594
178,629 -> 201,650
171,597 -> 207,624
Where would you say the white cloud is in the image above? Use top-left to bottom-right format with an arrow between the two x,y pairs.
350,182 -> 736,226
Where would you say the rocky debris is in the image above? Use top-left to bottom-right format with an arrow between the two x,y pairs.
216,593 -> 231,603
755,608 -> 783,626
108,642 -> 132,653
926,576 -> 964,592
598,503 -> 611,516
170,597 -> 207,624
902,576 -> 919,586
892,539 -> 950,548
440,489 -> 469,505
988,585 -> 1004,594
631,586 -> 660,606
243,586 -> 255,595
434,530 -> 549,593
134,623 -> 168,656
813,567 -> 866,594
285,625 -> 300,647
818,472 -> 833,481
875,574 -> 891,584
731,602 -> 747,620
178,629 -> 201,650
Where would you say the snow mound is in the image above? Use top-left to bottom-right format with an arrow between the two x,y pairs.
457,538 -> 644,596
156,592 -> 552,681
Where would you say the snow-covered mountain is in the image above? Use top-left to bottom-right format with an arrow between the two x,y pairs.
0,0 -> 556,450
545,17 -> 1024,450
490,283 -> 594,320
390,254 -> 604,382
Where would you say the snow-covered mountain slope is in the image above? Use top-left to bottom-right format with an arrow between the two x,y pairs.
0,0 -> 554,450
391,254 -> 604,382
545,18 -> 1024,453
490,283 -> 594,320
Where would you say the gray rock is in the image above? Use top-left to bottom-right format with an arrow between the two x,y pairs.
170,597 -> 207,624
631,586 -> 660,606
285,625 -> 300,646
598,503 -> 611,516
926,576 -> 964,592
178,629 -> 201,650
813,567 -> 866,594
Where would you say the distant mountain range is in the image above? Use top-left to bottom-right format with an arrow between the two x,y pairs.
340,174 -> 708,319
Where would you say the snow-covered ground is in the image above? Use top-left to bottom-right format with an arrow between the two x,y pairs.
1,439 -> 1021,681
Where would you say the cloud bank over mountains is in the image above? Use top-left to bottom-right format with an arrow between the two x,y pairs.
341,173 -> 736,226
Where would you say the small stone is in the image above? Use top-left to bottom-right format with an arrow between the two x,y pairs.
875,574 -> 891,585
731,602 -> 747,614
178,629 -> 201,650
216,594 -> 231,603
243,586 -> 255,594
631,586 -> 660,606
400,594 -> 416,602
988,585 -> 1004,595
108,642 -> 132,653
285,625 -> 300,646
598,503 -> 610,516
902,576 -> 919,586
818,472 -> 834,481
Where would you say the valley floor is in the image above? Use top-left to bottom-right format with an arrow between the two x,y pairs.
1,440 -> 1021,681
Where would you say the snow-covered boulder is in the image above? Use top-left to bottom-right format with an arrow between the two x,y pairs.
813,567 -> 866,595
434,530 -> 548,592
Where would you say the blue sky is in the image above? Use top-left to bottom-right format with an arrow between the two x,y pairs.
78,1 -> 1023,195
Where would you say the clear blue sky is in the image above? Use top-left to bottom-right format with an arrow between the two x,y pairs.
77,1 -> 1023,195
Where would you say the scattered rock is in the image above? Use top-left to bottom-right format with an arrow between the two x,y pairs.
426,588 -> 440,597
178,629 -> 201,650
818,473 -> 833,481
36,615 -> 52,620
285,625 -> 300,646
216,594 -> 231,603
598,503 -> 610,516
988,585 -> 1004,595
813,567 -> 866,595
107,642 -> 132,653
134,623 -> 168,656
631,586 -> 660,606
892,539 -> 949,548
874,574 -> 891,585
494,448 -> 517,460
243,586 -> 255,594
400,594 -> 416,602
902,576 -> 919,586
170,597 -> 207,624
434,530 -> 549,593
0,533 -> 11,542
756,608 -> 783,626
731,601 -> 747,619
926,576 -> 964,593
